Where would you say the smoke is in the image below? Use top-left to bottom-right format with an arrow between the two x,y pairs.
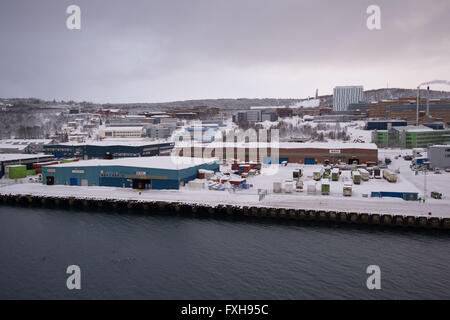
419,80 -> 450,86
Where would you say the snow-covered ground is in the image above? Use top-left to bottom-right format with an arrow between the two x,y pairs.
1,149 -> 449,217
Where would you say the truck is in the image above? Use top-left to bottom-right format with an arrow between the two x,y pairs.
313,168 -> 323,181
343,183 -> 352,196
331,168 -> 340,181
373,167 -> 382,179
431,191 -> 442,199
359,169 -> 370,181
321,179 -> 330,195
383,169 -> 398,183
352,170 -> 361,184
323,167 -> 331,179
292,168 -> 303,180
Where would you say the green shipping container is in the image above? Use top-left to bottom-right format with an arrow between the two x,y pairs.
26,169 -> 37,176
8,165 -> 27,179
60,159 -> 74,164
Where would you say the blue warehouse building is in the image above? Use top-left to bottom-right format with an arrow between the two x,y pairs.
42,156 -> 219,190
43,141 -> 174,160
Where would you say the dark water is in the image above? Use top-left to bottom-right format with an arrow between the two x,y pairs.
0,205 -> 449,300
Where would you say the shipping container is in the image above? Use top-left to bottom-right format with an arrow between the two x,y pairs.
343,183 -> 352,196
373,167 -> 382,179
383,169 -> 398,183
313,168 -> 323,181
321,179 -> 330,195
352,170 -> 361,184
26,169 -> 36,176
306,182 -> 316,194
331,168 -> 340,181
359,169 -> 370,181
273,181 -> 282,193
8,165 -> 27,179
284,179 -> 294,193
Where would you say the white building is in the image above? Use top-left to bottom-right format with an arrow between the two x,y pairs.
333,86 -> 364,112
99,127 -> 146,139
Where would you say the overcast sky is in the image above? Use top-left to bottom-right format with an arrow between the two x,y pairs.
0,0 -> 449,103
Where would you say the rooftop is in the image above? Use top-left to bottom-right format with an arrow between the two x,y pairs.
46,156 -> 218,170
177,141 -> 378,150
103,127 -> 145,131
0,154 -> 53,162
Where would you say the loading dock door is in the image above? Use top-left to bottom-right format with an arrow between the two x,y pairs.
132,179 -> 151,190
305,158 -> 315,165
46,176 -> 54,185
81,179 -> 88,186
70,178 -> 78,186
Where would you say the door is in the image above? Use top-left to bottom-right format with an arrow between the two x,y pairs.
70,178 -> 78,186
81,179 -> 88,186
46,176 -> 54,185
305,158 -> 315,165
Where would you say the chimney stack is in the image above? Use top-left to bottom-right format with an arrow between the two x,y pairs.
426,86 -> 430,117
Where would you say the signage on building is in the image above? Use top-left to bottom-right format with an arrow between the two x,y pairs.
329,149 -> 341,154
72,170 -> 85,174
47,169 -> 56,173
136,171 -> 147,176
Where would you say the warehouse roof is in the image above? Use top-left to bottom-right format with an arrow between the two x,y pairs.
46,156 -> 218,170
49,139 -> 173,147
178,141 -> 378,150
0,154 -> 53,162
102,126 -> 145,131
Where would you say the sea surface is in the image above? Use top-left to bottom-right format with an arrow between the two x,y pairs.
0,205 -> 449,299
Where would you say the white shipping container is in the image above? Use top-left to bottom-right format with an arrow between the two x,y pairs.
273,181 -> 282,193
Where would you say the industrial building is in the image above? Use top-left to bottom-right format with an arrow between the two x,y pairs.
0,139 -> 55,154
372,126 -> 450,148
98,127 -> 146,138
43,140 -> 174,160
428,145 -> 450,169
368,97 -> 450,123
333,86 -> 364,112
179,142 -> 378,165
0,154 -> 55,179
42,156 -> 219,190
365,120 -> 407,131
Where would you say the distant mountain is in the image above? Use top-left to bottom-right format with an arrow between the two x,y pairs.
2,88 -> 450,112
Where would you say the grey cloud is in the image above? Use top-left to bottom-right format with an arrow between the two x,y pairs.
0,0 -> 449,103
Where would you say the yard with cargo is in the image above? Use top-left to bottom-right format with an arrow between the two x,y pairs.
1,148 -> 449,218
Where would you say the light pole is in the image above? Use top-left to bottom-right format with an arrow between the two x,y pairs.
416,86 -> 420,126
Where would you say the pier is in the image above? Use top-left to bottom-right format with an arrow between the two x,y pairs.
1,193 -> 449,230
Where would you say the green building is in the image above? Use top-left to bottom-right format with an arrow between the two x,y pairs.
373,126 -> 450,148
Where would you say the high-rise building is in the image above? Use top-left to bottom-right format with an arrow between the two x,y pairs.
333,86 -> 364,112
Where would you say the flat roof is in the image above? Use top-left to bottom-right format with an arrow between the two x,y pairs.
0,154 -> 53,162
51,139 -> 173,147
103,127 -> 145,131
177,142 -> 378,150
46,156 -> 218,170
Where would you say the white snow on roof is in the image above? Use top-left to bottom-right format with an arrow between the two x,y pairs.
0,154 -> 53,162
177,141 -> 378,150
103,126 -> 145,131
46,156 -> 218,170
56,139 -> 172,147
291,99 -> 320,108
